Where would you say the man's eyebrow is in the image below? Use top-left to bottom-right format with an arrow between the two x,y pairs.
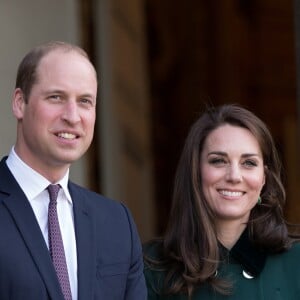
43,89 -> 65,95
80,93 -> 95,98
43,90 -> 96,99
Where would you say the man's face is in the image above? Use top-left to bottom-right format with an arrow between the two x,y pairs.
13,49 -> 97,179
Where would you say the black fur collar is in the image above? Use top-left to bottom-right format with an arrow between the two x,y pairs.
221,228 -> 267,277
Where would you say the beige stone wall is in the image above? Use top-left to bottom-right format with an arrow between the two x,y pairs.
0,0 -> 90,186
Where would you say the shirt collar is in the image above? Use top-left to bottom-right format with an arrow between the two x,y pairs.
6,147 -> 72,203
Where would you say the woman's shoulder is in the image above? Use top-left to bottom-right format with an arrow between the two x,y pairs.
262,241 -> 300,288
267,241 -> 300,266
143,240 -> 167,276
143,239 -> 165,260
283,241 -> 300,257
143,240 -> 168,297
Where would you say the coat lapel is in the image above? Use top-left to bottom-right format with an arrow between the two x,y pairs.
0,158 -> 64,300
69,183 -> 95,300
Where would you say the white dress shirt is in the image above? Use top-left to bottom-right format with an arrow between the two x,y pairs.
6,147 -> 78,300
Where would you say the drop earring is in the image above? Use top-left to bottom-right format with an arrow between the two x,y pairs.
257,196 -> 262,205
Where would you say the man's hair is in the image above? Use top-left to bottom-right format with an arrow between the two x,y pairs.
15,41 -> 95,102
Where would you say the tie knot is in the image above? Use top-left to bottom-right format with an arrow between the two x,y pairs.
47,184 -> 61,203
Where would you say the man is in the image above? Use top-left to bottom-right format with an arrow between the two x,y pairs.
0,41 -> 146,299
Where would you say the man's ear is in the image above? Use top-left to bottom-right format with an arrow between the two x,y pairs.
12,88 -> 26,120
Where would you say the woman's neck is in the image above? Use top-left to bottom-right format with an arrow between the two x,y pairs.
216,220 -> 247,250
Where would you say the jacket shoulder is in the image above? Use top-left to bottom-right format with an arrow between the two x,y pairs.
69,181 -> 125,210
265,241 -> 300,274
282,241 -> 300,259
69,181 -> 137,232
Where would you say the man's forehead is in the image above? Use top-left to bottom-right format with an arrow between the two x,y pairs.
36,49 -> 97,80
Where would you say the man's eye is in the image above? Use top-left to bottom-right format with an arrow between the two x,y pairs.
49,95 -> 61,100
80,98 -> 94,106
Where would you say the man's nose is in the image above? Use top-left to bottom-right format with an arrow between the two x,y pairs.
61,100 -> 81,124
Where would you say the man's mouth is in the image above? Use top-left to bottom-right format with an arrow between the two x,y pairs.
57,132 -> 78,140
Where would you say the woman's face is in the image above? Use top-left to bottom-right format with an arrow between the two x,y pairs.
200,124 -> 265,226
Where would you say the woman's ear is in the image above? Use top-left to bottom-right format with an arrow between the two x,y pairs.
262,165 -> 268,187
12,88 -> 26,120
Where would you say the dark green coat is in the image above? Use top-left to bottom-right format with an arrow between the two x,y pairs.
144,237 -> 300,299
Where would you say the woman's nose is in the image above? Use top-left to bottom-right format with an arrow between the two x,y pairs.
225,164 -> 242,183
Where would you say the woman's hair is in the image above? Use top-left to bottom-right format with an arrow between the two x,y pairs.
150,104 -> 293,296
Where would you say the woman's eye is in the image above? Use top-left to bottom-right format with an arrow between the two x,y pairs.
243,160 -> 257,167
209,158 -> 226,165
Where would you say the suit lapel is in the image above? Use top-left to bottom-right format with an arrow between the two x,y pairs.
70,183 -> 95,300
0,158 -> 64,300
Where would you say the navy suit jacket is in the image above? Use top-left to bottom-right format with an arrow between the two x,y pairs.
0,157 -> 146,299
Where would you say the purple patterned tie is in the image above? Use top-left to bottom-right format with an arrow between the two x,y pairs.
47,184 -> 72,300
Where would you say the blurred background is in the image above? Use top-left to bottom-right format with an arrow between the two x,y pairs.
0,0 -> 299,241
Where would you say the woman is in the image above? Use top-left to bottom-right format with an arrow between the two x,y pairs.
144,104 -> 300,299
